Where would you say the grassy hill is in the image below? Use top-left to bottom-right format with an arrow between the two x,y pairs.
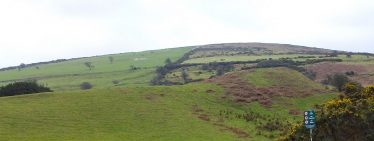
209,67 -> 335,105
245,67 -> 323,89
1,42 -> 373,140
0,47 -> 192,91
0,82 -> 336,141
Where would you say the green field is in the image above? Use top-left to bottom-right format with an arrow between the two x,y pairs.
246,68 -> 323,89
0,83 -> 336,141
0,44 -> 352,140
0,47 -> 192,91
183,54 -> 374,64
183,54 -> 318,64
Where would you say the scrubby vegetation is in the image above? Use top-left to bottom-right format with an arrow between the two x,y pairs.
279,83 -> 374,141
0,81 -> 52,97
322,73 -> 350,91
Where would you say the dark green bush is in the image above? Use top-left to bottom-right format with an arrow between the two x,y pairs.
80,82 -> 93,90
0,81 -> 52,97
112,80 -> 120,85
256,60 -> 297,68
322,73 -> 350,91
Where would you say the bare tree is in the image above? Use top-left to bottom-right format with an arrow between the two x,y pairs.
84,62 -> 94,70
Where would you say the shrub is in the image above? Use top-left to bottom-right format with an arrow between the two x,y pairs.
256,60 -> 297,68
216,66 -> 225,76
305,58 -> 342,64
278,84 -> 374,141
84,62 -> 95,70
0,81 -> 52,97
322,73 -> 350,91
181,69 -> 189,84
129,65 -> 140,71
80,82 -> 93,90
342,82 -> 363,98
112,80 -> 120,85
345,71 -> 355,76
331,73 -> 350,91
303,70 -> 317,80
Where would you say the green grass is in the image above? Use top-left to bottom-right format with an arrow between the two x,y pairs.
246,67 -> 323,89
337,54 -> 374,62
0,47 -> 192,91
0,84 -> 238,141
184,54 -> 374,65
0,45 -> 347,141
0,82 -> 337,141
271,93 -> 337,115
165,66 -> 215,83
183,54 -> 320,64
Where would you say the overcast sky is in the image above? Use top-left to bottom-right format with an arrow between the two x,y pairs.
0,0 -> 374,68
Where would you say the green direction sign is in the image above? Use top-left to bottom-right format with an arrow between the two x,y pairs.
304,110 -> 316,129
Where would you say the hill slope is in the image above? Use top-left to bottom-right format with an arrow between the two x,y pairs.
0,47 -> 192,91
2,42 -> 373,90
209,67 -> 333,106
0,68 -> 337,140
2,42 -> 371,140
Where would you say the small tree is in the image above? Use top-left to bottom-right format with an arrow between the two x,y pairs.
181,69 -> 189,84
155,66 -> 168,75
18,63 -> 26,71
150,74 -> 164,85
165,58 -> 172,65
216,66 -> 225,76
109,56 -> 114,64
84,62 -> 94,70
331,73 -> 350,91
129,65 -> 138,71
346,53 -> 352,58
330,51 -> 339,57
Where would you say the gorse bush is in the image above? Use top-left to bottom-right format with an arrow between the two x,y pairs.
278,84 -> 374,141
0,81 -> 52,97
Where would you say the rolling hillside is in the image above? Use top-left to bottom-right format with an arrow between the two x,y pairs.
1,42 -> 373,140
0,47 -> 192,91
0,78 -> 336,141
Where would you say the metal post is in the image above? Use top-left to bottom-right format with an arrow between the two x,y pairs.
310,129 -> 313,141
